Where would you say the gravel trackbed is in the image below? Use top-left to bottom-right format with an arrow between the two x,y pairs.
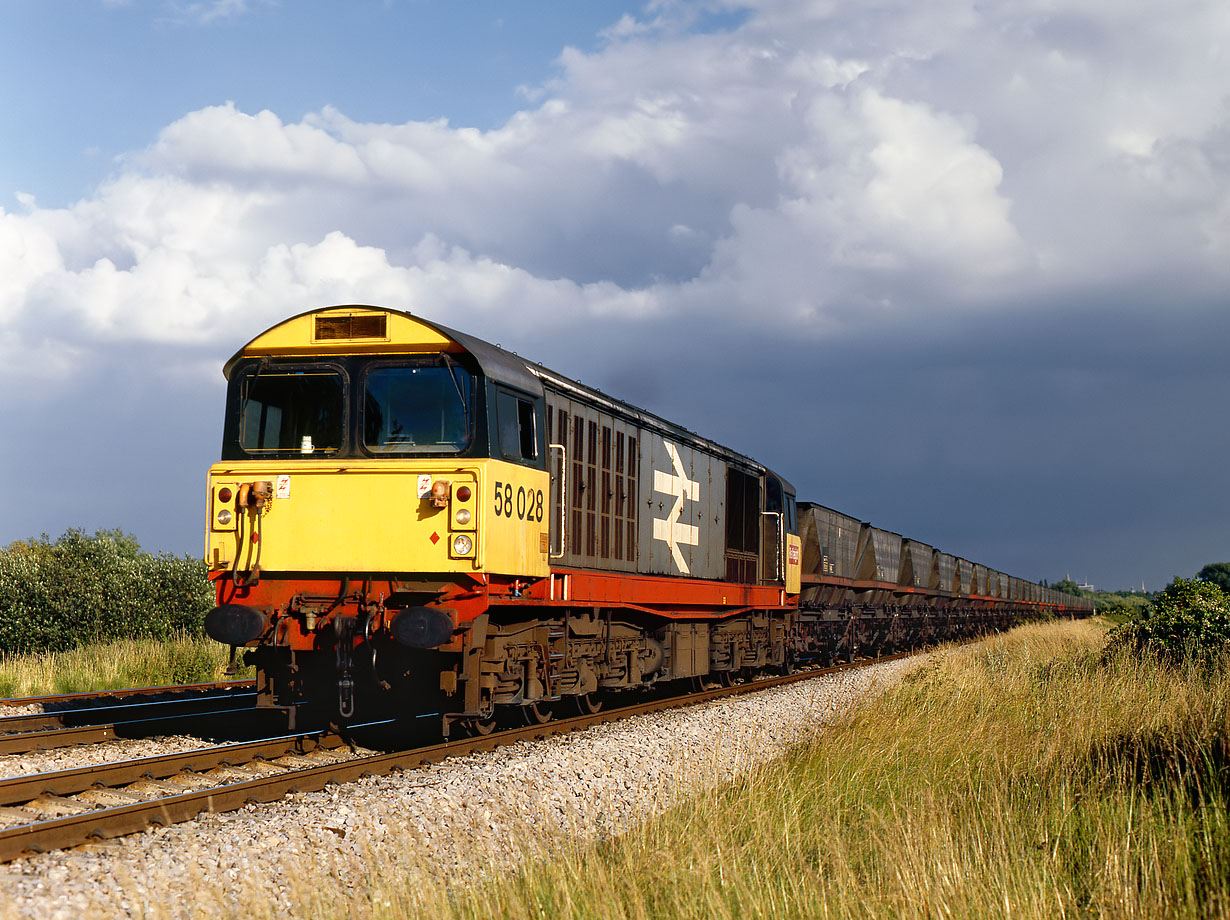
0,655 -> 923,920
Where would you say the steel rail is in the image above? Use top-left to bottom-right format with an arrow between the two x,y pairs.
0,724 -> 125,756
0,691 -> 258,736
0,732 -> 348,806
0,653 -> 910,863
0,690 -> 259,736
0,698 -> 262,756
0,680 -> 257,711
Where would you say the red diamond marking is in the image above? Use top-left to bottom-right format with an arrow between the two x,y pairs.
429,532 -> 440,545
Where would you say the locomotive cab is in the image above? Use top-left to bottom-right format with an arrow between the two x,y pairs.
204,306 -> 552,725
206,306 -> 550,583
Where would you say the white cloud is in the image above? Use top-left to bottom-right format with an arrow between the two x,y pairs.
4,0 -> 1230,386
167,0 -> 253,24
144,105 -> 369,185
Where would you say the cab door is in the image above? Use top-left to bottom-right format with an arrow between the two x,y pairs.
761,475 -> 784,585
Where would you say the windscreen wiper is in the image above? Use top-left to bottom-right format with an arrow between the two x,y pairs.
237,357 -> 269,439
441,353 -> 470,431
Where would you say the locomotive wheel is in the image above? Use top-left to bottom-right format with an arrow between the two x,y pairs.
519,701 -> 555,725
573,693 -> 603,715
465,717 -> 497,736
693,672 -> 731,692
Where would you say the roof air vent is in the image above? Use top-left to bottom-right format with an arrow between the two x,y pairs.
315,313 -> 387,341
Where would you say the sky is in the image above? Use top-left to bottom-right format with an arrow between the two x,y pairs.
1,0 -> 1227,592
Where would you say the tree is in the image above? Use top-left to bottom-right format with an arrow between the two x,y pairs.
1107,577 -> 1230,664
1053,578 -> 1082,597
0,528 -> 211,654
1196,562 -> 1230,595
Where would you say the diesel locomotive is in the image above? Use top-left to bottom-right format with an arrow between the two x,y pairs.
202,305 -> 1093,733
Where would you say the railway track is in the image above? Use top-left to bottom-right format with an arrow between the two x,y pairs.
0,654 -> 911,863
0,679 -> 256,712
0,688 -> 261,755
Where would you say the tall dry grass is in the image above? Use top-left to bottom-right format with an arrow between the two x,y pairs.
381,618 -> 1230,920
11,619 -> 1223,920
0,634 -> 249,699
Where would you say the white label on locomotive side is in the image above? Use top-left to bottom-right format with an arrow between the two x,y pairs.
276,475 -> 291,499
652,438 -> 701,574
416,474 -> 432,498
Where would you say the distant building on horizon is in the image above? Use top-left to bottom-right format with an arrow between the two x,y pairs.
1066,572 -> 1096,593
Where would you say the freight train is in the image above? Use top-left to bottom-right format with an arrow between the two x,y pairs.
203,305 -> 1094,734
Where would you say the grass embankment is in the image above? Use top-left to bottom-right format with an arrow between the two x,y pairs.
387,618 -> 1230,920
0,634 -> 250,698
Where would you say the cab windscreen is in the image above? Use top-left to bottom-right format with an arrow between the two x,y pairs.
362,363 -> 472,454
238,367 -> 344,456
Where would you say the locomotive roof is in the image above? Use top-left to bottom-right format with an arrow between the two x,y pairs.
223,304 -> 795,491
222,304 -> 543,395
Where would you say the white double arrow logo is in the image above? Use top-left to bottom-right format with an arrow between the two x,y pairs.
652,439 -> 701,574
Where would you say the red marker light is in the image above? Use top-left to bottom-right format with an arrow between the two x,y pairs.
218,487 -> 233,503
456,486 -> 472,502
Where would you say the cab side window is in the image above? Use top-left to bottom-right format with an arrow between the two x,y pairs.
497,390 -> 539,463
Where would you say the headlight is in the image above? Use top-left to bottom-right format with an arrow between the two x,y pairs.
452,534 -> 473,555
455,509 -> 472,525
217,509 -> 233,525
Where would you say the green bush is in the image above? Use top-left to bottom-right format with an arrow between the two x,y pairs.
1106,577 -> 1230,664
1197,562 -> 1230,594
0,529 -> 214,654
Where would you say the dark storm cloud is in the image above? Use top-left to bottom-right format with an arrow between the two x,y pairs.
539,289 -> 1230,591
3,343 -> 225,556
2,0 -> 1228,593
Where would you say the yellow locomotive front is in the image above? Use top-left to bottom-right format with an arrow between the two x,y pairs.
204,306 -> 550,724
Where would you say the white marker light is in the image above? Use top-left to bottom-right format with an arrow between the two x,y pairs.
217,509 -> 233,525
452,534 -> 473,555
455,509 -> 471,525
